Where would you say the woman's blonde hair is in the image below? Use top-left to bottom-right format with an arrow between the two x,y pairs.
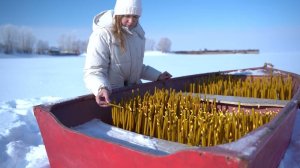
113,15 -> 126,52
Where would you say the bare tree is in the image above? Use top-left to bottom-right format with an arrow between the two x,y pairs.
58,34 -> 87,54
71,40 -> 88,54
0,24 -> 87,55
156,37 -> 172,53
77,40 -> 88,54
145,38 -> 155,51
36,40 -> 49,54
58,34 -> 77,53
0,42 -> 4,53
18,27 -> 36,53
0,24 -> 19,54
0,24 -> 37,54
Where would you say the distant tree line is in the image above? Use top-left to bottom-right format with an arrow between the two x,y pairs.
145,37 -> 172,53
0,24 -> 87,55
0,24 -> 172,55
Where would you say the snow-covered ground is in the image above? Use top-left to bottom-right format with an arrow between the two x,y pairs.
0,52 -> 299,168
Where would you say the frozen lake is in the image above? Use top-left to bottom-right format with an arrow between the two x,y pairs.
0,52 -> 299,102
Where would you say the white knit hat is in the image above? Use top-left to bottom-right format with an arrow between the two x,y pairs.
114,0 -> 142,16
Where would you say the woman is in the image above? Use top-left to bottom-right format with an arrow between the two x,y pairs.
84,0 -> 172,107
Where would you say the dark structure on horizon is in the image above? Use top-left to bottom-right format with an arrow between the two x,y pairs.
172,49 -> 260,55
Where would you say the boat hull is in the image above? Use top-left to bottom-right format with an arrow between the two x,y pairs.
34,67 -> 300,168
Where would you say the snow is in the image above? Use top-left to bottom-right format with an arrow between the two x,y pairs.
0,97 -> 61,168
0,51 -> 299,168
73,119 -> 192,155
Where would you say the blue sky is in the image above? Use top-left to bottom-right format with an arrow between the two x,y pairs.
1,0 -> 300,52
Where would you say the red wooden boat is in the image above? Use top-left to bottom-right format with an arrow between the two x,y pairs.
34,66 -> 300,168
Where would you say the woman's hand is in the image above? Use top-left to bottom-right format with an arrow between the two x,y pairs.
96,87 -> 111,107
158,71 -> 172,81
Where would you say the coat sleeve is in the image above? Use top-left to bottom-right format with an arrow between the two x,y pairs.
84,30 -> 112,96
140,64 -> 162,81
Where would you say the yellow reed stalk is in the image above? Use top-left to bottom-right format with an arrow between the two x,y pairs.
111,87 -> 280,147
107,102 -> 124,109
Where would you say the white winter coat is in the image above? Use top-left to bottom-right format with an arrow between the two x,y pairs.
84,10 -> 162,96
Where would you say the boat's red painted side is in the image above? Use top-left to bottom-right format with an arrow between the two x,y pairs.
34,67 -> 300,168
35,106 -> 241,168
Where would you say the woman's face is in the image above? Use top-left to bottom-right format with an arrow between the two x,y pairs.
121,15 -> 139,29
